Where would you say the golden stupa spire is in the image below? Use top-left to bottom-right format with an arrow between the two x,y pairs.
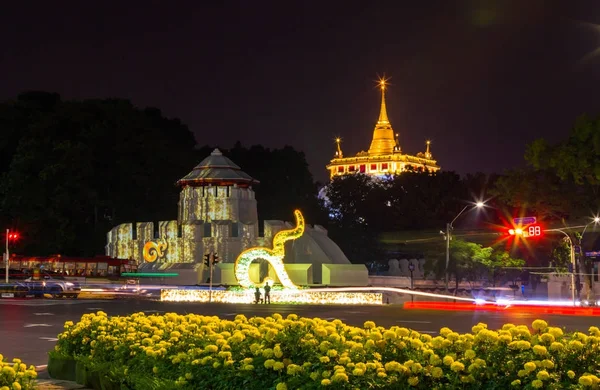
334,137 -> 343,158
368,75 -> 396,156
377,77 -> 390,125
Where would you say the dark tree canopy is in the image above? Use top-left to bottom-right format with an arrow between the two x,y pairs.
0,92 -> 198,256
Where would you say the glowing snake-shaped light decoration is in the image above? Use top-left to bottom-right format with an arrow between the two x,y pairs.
234,210 -> 305,290
143,238 -> 168,263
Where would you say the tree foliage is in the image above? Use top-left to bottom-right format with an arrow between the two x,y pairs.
0,92 -> 198,256
493,115 -> 600,221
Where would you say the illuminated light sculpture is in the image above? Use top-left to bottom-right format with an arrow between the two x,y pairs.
160,288 -> 383,305
234,210 -> 305,289
143,239 -> 168,262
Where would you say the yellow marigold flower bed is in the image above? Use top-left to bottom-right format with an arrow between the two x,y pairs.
53,312 -> 600,389
0,355 -> 37,390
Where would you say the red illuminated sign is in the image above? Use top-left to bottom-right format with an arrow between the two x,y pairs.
508,224 -> 543,238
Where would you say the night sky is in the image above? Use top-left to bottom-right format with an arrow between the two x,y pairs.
2,1 -> 600,182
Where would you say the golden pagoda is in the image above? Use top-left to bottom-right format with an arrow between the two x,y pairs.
326,77 -> 440,179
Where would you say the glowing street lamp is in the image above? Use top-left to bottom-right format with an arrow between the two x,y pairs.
444,201 -> 485,292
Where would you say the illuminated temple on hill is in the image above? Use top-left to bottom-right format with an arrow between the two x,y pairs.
105,149 -> 367,286
326,77 -> 440,179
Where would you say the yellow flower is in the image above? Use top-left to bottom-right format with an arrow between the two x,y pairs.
383,330 -> 396,340
511,379 -> 521,386
568,370 -> 575,379
531,379 -> 543,388
443,356 -> 454,366
450,362 -> 465,372
264,359 -> 275,369
547,327 -> 563,338
541,359 -> 554,369
549,342 -> 564,351
432,367 -> 444,378
275,383 -> 287,390
321,379 -> 331,386
569,340 -> 584,350
327,349 -> 338,358
205,344 -> 218,353
536,370 -> 550,381
331,372 -> 348,382
580,376 -> 594,386
273,362 -> 285,371
152,366 -> 158,374
262,348 -> 274,358
274,345 -> 283,358
364,321 -> 376,329
352,368 -> 364,376
320,356 -> 330,363
464,349 -> 476,359
540,333 -> 554,344
408,376 -> 419,386
532,320 -> 548,331
11,384 -> 21,390
533,345 -> 547,356
287,364 -> 302,375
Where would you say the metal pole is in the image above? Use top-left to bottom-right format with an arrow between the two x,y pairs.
570,241 -> 576,305
5,229 -> 9,283
445,223 -> 450,292
209,252 -> 214,303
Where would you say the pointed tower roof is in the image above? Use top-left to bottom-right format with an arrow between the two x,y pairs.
177,148 -> 259,188
368,77 -> 397,156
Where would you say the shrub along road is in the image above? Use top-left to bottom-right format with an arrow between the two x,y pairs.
0,298 -> 598,370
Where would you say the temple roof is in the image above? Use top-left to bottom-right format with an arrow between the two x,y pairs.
177,148 -> 259,187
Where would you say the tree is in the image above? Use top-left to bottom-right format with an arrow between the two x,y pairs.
324,174 -> 383,263
472,247 -> 525,288
0,93 -> 197,256
519,115 -> 600,296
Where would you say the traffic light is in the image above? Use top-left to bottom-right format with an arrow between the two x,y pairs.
8,233 -> 18,240
508,224 -> 543,238
213,253 -> 219,265
203,253 -> 210,266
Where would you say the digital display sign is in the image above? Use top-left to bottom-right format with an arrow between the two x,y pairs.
508,224 -> 543,238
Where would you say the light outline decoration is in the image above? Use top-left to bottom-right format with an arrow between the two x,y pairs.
143,238 -> 168,262
234,210 -> 305,290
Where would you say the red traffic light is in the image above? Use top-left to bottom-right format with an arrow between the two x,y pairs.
8,233 -> 18,240
508,224 -> 542,238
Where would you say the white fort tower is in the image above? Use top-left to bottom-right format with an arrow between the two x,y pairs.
105,149 -> 367,286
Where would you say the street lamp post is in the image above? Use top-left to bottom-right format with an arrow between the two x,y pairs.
547,229 -> 576,305
4,229 -> 9,283
408,262 -> 415,289
445,202 -> 484,292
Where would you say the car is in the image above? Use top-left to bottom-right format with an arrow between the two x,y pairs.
16,273 -> 81,298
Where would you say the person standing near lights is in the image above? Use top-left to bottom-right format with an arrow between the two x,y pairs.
264,282 -> 271,304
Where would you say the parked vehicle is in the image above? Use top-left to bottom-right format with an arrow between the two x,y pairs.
15,272 -> 81,298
